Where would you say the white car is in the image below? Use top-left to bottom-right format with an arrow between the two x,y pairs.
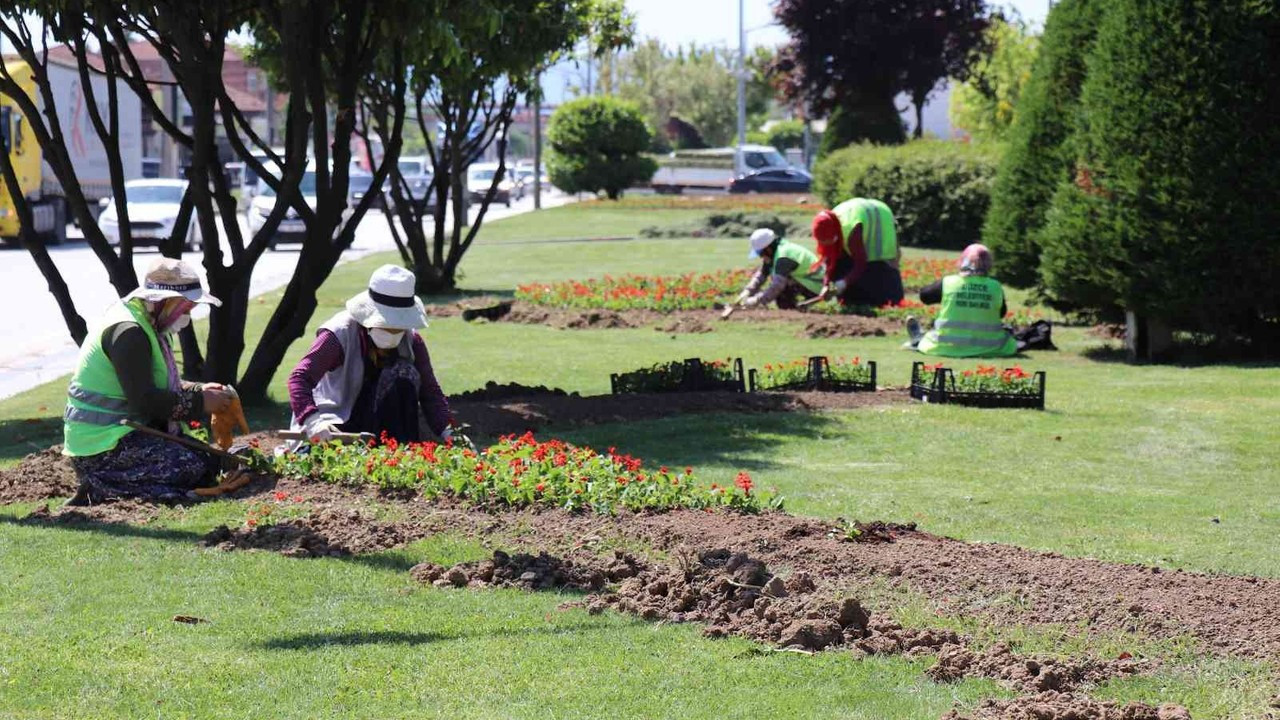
99,179 -> 202,250
246,167 -> 317,249
467,162 -> 516,207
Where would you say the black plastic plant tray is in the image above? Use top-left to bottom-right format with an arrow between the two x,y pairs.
749,356 -> 877,393
610,357 -> 746,395
909,361 -> 1046,409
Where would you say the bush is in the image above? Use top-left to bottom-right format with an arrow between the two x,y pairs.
546,96 -> 658,200
638,212 -> 798,239
813,140 -> 999,251
818,101 -> 906,158
982,0 -> 1104,287
1037,0 -> 1280,343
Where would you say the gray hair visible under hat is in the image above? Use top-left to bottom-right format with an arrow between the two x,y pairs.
124,257 -> 221,306
346,264 -> 429,330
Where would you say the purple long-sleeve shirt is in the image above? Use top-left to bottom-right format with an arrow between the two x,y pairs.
288,329 -> 452,435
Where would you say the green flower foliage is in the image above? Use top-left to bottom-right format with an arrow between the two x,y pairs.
982,0 -> 1105,288
814,140 -> 1000,250
1037,0 -> 1280,340
546,96 -> 658,200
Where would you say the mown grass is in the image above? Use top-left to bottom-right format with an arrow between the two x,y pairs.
1,201 -> 1277,718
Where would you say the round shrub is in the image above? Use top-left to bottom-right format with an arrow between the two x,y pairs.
546,96 -> 658,200
813,140 -> 999,251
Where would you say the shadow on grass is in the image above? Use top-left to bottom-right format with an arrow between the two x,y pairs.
420,288 -> 515,306
0,510 -> 433,576
0,416 -> 63,466
253,616 -> 621,651
1082,343 -> 1280,369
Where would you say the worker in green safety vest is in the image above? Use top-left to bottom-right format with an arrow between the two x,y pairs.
809,198 -> 905,308
62,258 -> 236,505
726,228 -> 826,313
908,244 -> 1018,358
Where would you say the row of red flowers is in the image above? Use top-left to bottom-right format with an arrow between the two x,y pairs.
272,431 -> 781,515
918,362 -> 1039,395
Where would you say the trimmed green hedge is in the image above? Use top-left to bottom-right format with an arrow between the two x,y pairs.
813,140 -> 1000,251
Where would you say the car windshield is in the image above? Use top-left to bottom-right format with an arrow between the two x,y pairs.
743,149 -> 788,170
471,169 -> 496,181
258,171 -> 317,197
127,185 -> 185,204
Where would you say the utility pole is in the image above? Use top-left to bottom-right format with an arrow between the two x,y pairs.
533,77 -> 542,210
736,0 -> 746,176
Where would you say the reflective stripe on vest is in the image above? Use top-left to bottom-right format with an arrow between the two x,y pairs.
67,381 -> 132,413
772,240 -> 825,295
64,404 -> 130,427
917,274 -> 1017,358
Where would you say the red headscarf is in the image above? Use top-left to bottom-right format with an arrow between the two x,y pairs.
811,210 -> 844,271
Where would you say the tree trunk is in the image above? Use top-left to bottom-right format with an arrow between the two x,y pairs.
913,96 -> 925,139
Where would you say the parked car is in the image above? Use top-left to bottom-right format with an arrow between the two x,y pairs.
651,144 -> 791,194
247,166 -> 317,249
466,162 -> 515,207
728,167 -> 813,194
99,179 -> 201,250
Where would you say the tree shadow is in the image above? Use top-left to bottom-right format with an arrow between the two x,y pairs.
1082,343 -> 1280,369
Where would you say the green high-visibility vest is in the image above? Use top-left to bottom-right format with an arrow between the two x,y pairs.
772,239 -> 826,294
917,275 -> 1018,358
63,298 -> 174,457
832,198 -> 898,263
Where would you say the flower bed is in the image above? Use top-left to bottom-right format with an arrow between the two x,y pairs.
749,356 -> 876,393
516,270 -> 750,313
909,361 -> 1045,409
610,357 -> 745,395
272,431 -> 778,514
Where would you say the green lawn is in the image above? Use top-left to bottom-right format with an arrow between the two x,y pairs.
1,202 -> 1277,718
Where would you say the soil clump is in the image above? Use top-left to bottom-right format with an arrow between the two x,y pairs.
941,692 -> 1191,720
0,447 -> 78,503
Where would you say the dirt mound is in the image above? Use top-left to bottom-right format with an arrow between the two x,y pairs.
21,498 -> 160,526
201,508 -> 430,557
846,520 -> 922,543
450,389 -> 910,438
942,692 -> 1190,720
926,642 -> 1149,693
410,549 -> 639,592
803,316 -> 895,339
1087,323 -> 1127,340
0,447 -> 79,503
451,382 -> 578,402
654,316 -> 713,334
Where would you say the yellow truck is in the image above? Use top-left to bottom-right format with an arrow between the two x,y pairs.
0,53 -> 141,245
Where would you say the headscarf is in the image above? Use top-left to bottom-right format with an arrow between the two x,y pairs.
959,243 -> 993,276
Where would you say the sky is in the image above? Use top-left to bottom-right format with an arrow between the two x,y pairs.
543,0 -> 1050,103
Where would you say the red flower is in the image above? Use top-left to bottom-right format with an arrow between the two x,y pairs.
735,471 -> 753,493
535,482 -> 546,493
273,491 -> 288,502
188,420 -> 201,429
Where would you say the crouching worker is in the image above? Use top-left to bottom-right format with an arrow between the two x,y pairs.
810,198 -> 905,307
62,258 -> 235,504
289,265 -> 453,444
907,244 -> 1017,357
727,229 -> 826,312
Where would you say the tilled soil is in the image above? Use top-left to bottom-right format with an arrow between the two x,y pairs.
942,692 -> 1191,720
0,447 -> 78,503
449,389 -> 909,439
435,297 -> 901,338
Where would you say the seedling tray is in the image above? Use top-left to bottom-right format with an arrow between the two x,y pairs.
749,356 -> 876,393
611,357 -> 746,395
909,361 -> 1046,409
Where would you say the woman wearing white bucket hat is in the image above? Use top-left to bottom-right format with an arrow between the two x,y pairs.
62,257 -> 237,504
287,264 -> 452,444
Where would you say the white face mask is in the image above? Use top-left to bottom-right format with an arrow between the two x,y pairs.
165,314 -> 192,334
368,328 -> 405,349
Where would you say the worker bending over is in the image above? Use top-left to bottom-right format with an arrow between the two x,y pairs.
810,198 -> 905,307
730,229 -> 826,311
289,265 -> 452,444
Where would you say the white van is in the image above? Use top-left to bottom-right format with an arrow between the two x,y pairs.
650,144 -> 792,194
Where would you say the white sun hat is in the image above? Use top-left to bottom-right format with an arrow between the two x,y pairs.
346,264 -> 428,330
748,228 -> 778,259
123,257 -> 222,306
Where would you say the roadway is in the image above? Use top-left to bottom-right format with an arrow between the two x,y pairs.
0,190 -> 572,400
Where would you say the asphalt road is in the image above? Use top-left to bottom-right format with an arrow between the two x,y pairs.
0,190 -> 570,400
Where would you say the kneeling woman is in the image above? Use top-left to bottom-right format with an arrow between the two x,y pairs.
63,258 -> 234,504
289,265 -> 452,444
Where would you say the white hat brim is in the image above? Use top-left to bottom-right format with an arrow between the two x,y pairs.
346,290 -> 428,330
124,286 -> 222,307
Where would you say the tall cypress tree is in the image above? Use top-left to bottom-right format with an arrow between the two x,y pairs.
981,0 -> 1104,287
1037,0 -> 1280,345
